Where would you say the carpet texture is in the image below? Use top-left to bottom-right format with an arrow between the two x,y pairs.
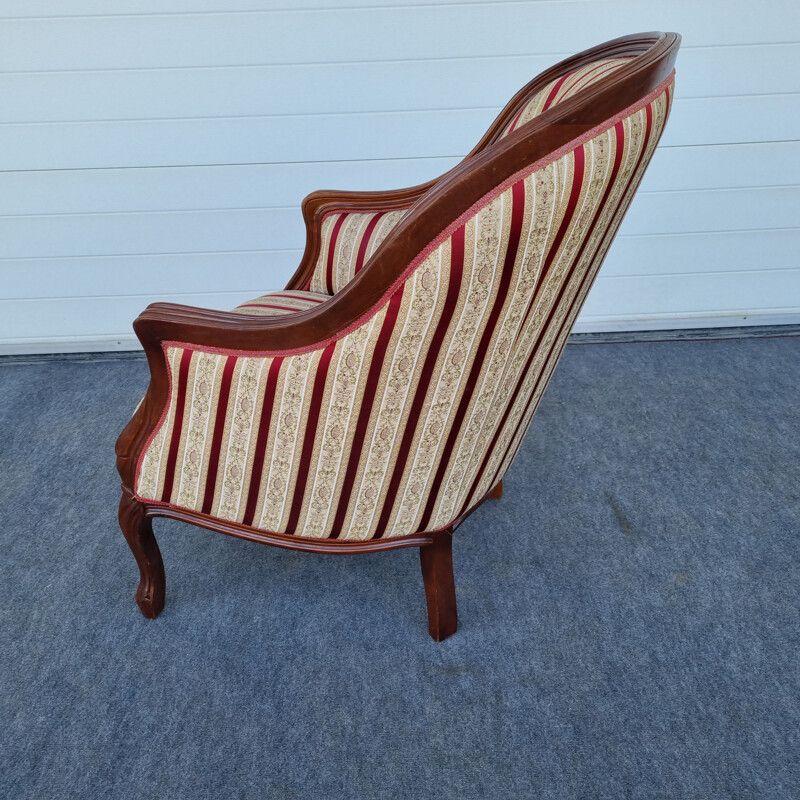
1,337 -> 798,799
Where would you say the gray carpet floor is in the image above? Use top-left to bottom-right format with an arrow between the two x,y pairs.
1,337 -> 798,799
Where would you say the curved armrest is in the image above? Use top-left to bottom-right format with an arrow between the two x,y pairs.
116,286 -> 380,491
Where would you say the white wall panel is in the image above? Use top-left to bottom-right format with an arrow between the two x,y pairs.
0,142 -> 796,218
0,3 -> 792,72
1,95 -> 798,172
0,186 -> 795,262
5,44 -> 797,124
0,0 -> 798,353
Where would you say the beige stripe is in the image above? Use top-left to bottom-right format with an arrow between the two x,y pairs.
341,242 -> 450,540
310,214 -> 337,294
136,345 -> 182,500
388,194 -> 507,536
293,340 -> 346,535
213,357 -> 258,519
299,312 -> 384,536
434,172 -> 541,524
258,350 -> 318,531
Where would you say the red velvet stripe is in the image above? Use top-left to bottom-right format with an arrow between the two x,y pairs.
160,348 -> 193,503
416,179 -> 526,532
371,225 -> 467,539
325,214 -> 347,294
241,357 -> 284,527
507,106 -> 527,135
267,292 -> 326,303
483,100 -> 658,499
461,142 -> 587,510
238,303 -> 305,312
200,355 -> 238,515
327,285 -> 406,539
542,73 -> 571,112
285,341 -> 337,534
354,212 -> 385,275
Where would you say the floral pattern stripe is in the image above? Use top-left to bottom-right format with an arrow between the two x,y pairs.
233,289 -> 329,316
306,208 -> 411,295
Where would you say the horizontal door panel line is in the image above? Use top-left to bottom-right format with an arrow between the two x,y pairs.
9,182 -> 796,218
13,268 -> 800,303
580,306 -> 800,320
617,225 -> 800,239
596,266 -> 800,281
3,140 -> 799,175
3,226 -> 800,263
0,0 -> 577,22
0,48 -> 793,77
1,93 -> 795,127
0,154 -> 465,174
0,247 -> 302,262
0,289 -> 271,304
0,40 -> 794,75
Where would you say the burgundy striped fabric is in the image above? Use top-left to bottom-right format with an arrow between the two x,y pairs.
305,208 -> 410,295
136,78 -> 674,541
233,289 -> 329,316
500,57 -> 632,138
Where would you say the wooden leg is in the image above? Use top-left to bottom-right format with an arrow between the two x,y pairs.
487,480 -> 503,500
118,489 -> 165,620
419,530 -> 458,642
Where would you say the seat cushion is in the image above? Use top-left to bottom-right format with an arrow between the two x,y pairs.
232,289 -> 329,316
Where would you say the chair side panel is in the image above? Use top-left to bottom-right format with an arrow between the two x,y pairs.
135,79 -> 673,541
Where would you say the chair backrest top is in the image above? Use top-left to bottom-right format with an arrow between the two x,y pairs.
320,32 -> 680,341
136,32 -> 680,355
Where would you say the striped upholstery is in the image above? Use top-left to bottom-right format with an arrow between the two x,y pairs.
305,208 -> 410,295
500,57 -> 632,138
233,289 -> 329,316
136,78 -> 673,541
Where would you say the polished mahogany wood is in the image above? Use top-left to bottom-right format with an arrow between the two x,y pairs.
115,32 -> 680,639
488,480 -> 503,501
119,487 -> 165,619
419,531 -> 458,641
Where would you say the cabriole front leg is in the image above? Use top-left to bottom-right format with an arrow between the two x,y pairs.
118,488 -> 165,619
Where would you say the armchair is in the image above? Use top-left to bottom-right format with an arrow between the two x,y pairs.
116,32 -> 680,640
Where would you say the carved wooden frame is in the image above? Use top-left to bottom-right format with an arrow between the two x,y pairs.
116,32 -> 680,641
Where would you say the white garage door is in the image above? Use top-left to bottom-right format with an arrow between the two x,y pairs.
1,0 -> 798,353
